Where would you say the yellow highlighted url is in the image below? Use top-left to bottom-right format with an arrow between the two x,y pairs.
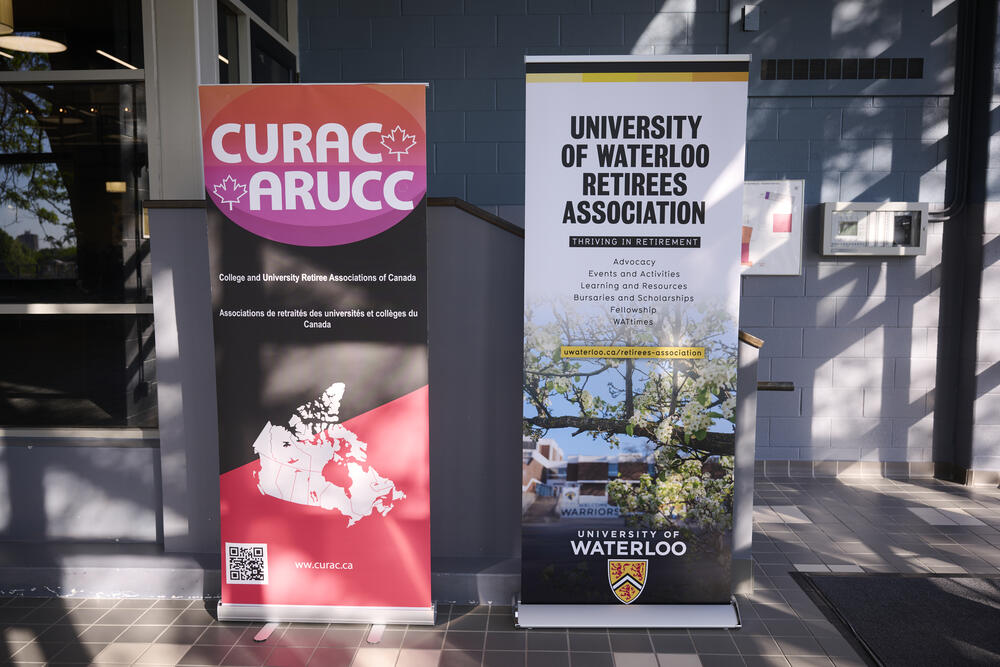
560,346 -> 705,359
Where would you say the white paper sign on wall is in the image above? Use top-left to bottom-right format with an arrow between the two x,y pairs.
740,179 -> 804,276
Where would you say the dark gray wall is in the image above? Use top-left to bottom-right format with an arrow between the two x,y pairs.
300,0 -> 969,470
0,445 -> 160,543
149,206 -> 222,554
428,205 -> 524,560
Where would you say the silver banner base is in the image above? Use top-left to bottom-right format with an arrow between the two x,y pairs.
514,597 -> 740,629
217,602 -> 436,625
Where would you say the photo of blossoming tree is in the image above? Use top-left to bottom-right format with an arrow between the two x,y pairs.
523,302 -> 737,556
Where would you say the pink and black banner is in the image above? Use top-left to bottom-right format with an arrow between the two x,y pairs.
198,84 -> 432,624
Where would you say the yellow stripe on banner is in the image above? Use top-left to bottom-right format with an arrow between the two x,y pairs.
693,72 -> 749,82
526,73 -> 583,82
581,72 -> 693,82
560,346 -> 706,359
525,72 -> 748,83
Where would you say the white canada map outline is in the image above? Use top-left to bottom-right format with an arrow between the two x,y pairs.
251,382 -> 406,526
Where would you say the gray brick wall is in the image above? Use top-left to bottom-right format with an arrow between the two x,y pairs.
300,0 -> 728,214
298,1 -> 976,467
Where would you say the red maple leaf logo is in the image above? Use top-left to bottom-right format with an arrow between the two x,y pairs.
380,125 -> 417,162
212,175 -> 247,211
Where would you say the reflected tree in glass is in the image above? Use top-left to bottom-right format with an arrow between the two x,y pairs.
0,53 -> 75,279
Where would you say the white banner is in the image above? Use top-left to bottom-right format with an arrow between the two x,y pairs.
521,56 -> 749,611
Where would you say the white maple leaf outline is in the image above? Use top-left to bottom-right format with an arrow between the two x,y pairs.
379,125 -> 417,162
212,175 -> 247,211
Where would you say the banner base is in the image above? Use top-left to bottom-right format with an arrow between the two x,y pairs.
217,602 -> 436,625
514,597 -> 741,629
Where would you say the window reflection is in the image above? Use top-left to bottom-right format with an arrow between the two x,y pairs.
0,0 -> 143,72
0,82 -> 149,302
242,0 -> 288,39
0,315 -> 156,427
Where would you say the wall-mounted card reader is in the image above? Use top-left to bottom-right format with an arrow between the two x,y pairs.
821,202 -> 928,256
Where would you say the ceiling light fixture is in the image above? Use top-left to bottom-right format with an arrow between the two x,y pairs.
0,34 -> 67,53
96,49 -> 136,70
0,3 -> 67,53
0,0 -> 12,35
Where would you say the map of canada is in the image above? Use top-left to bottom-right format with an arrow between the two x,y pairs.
251,382 -> 405,526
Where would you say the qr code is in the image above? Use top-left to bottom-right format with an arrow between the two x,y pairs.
226,542 -> 268,585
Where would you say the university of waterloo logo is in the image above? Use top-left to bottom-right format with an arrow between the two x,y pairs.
608,559 -> 647,604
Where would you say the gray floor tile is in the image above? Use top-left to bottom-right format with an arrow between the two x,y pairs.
78,625 -> 128,643
97,608 -> 145,626
526,631 -> 567,651
178,643 -> 232,666
402,630 -> 445,650
351,647 -> 399,667
569,632 -> 611,652
762,620 -> 810,637
569,653 -> 614,667
612,652 -> 658,666
697,655 -> 745,667
120,625 -> 168,643
485,632 -> 526,651
438,649 -> 483,667
527,651 -> 569,667
114,599 -> 158,609
785,658 -> 834,667
650,635 -> 695,653
49,643 -> 99,664
320,627 -> 368,648
267,646 -> 319,666
734,635 -> 782,656
153,599 -> 193,609
449,615 -> 489,631
654,655 -> 702,667
134,642 -> 191,665
175,608 -> 217,626
394,649 -> 441,667
482,649 -> 525,666
306,646 -> 356,665
691,634 -> 738,655
742,658 -> 791,667
775,636 -> 825,657
135,609 -> 184,625
152,625 -> 204,644
610,633 -> 653,652
443,631 -> 486,651
91,642 -> 152,666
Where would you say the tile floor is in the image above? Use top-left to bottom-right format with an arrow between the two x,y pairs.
2,474 -> 1000,666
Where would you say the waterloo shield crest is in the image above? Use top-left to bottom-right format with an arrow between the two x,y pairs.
608,559 -> 647,604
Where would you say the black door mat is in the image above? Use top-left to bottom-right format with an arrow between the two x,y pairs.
795,572 -> 1000,667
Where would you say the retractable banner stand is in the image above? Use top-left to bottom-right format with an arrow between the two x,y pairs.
518,56 -> 749,628
198,84 -> 433,624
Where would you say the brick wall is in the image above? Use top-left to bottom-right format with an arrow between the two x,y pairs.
745,95 -> 945,464
300,1 -> 974,467
300,0 -> 729,222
